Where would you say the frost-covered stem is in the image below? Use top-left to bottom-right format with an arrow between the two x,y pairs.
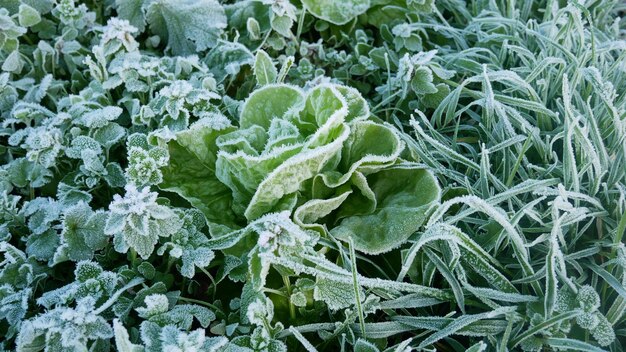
283,275 -> 296,320
177,296 -> 222,312
506,137 -> 531,187
384,52 -> 392,119
147,76 -> 153,99
296,8 -> 306,44
613,209 -> 626,257
431,5 -> 450,27
94,277 -> 144,315
277,323 -> 338,338
129,248 -> 137,265
199,266 -> 217,300
276,56 -> 293,84
288,326 -> 319,352
349,239 -> 366,339
264,288 -> 287,298
19,52 -> 34,69
271,254 -> 449,300
21,33 -> 35,46
166,256 -> 175,273
371,90 -> 402,113
253,30 -> 272,53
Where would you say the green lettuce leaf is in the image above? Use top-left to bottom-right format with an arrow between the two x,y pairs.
331,164 -> 440,254
159,119 -> 239,230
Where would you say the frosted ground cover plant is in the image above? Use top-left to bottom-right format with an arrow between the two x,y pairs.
0,0 -> 625,351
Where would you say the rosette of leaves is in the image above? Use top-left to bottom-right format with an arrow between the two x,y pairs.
0,193 -> 21,243
65,134 -> 126,189
53,202 -> 108,263
159,83 -> 440,254
392,23 -> 423,52
104,185 -> 182,259
231,296 -> 286,351
517,284 -> 616,351
125,133 -> 169,187
16,274 -> 144,352
365,0 -> 434,28
143,79 -> 221,131
7,124 -> 63,169
16,296 -> 114,351
554,286 -> 615,346
19,197 -> 62,262
379,51 -> 454,109
134,294 -> 223,351
157,208 -> 215,278
36,261 -> 120,310
0,243 -> 46,342
262,0 -> 298,38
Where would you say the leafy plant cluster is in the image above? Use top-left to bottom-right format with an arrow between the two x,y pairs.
0,0 -> 625,351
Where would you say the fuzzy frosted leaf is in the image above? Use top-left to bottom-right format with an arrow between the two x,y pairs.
555,287 -> 577,313
58,203 -> 108,262
592,314 -> 615,346
290,292 -> 308,307
301,0 -> 370,25
158,211 -> 215,278
576,312 -> 599,330
354,339 -> 379,352
16,297 -> 114,351
113,319 -> 144,352
254,50 -> 277,86
93,123 -> 126,149
334,85 -> 370,122
146,0 -> 227,55
106,185 -> 181,259
577,285 -> 600,313
76,106 -> 123,128
75,261 -> 103,282
18,4 -> 41,27
0,286 -> 31,326
115,0 -> 146,32
136,294 -> 170,318
314,277 -> 362,311
204,40 -> 254,82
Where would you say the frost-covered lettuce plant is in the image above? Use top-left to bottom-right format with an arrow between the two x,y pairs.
159,83 -> 440,254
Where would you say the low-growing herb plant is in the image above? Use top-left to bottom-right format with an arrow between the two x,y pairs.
0,0 -> 625,351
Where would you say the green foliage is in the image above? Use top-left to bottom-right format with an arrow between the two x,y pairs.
0,0 -> 625,351
105,185 -> 182,259
301,0 -> 370,25
146,0 -> 227,55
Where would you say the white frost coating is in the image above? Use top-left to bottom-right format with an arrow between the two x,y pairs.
244,86 -> 351,219
109,185 -> 161,219
301,0 -> 370,25
426,195 -> 535,279
267,251 -> 448,299
135,293 -> 169,318
101,18 -> 139,52
396,223 -> 500,282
